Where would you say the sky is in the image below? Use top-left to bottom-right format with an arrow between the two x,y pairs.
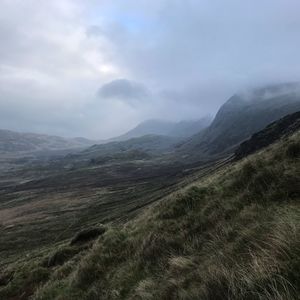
0,0 -> 300,139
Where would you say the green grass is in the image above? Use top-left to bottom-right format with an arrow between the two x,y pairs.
1,132 -> 300,300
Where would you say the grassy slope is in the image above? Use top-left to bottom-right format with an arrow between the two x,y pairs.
1,131 -> 300,300
1,157 -> 209,267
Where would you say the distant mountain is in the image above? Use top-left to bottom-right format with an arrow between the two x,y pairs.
78,134 -> 182,162
58,134 -> 182,167
0,129 -> 96,154
168,118 -> 212,137
116,120 -> 175,141
112,117 -> 211,141
178,83 -> 300,158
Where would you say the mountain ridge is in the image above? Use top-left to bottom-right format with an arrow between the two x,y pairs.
111,117 -> 211,141
177,83 -> 300,159
0,129 -> 96,154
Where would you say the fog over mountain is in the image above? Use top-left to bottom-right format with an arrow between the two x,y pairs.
112,117 -> 212,141
1,0 -> 300,139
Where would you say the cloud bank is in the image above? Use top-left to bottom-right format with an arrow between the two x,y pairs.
0,0 -> 300,138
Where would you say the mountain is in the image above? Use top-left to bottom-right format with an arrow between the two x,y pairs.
178,83 -> 300,158
55,135 -> 183,168
167,117 -> 212,137
72,134 -> 183,165
115,120 -> 175,141
0,129 -> 96,155
112,117 -> 211,141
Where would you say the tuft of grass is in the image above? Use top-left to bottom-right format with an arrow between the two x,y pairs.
70,225 -> 106,246
46,246 -> 81,267
0,264 -> 50,300
285,140 -> 300,158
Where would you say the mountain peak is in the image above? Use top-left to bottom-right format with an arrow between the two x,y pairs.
177,83 -> 300,158
112,117 -> 211,141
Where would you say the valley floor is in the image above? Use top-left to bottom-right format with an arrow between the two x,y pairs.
0,154 -> 225,268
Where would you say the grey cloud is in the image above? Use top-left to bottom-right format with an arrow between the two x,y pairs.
86,25 -> 103,37
98,79 -> 150,106
97,0 -> 300,88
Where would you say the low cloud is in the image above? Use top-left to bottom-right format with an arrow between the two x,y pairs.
98,79 -> 150,107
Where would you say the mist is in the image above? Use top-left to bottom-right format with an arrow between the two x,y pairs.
0,0 -> 300,139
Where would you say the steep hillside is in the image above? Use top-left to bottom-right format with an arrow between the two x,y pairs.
178,83 -> 300,158
0,129 -> 95,154
1,126 -> 299,300
235,111 -> 300,159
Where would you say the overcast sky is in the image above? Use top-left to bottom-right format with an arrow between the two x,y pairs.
0,0 -> 300,139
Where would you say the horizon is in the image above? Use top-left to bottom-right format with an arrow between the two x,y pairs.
0,79 -> 299,141
0,116 -> 211,141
